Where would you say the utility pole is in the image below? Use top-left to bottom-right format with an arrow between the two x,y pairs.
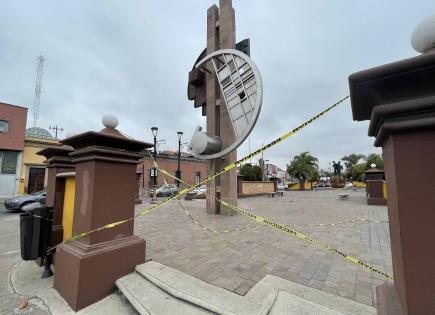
49,125 -> 64,140
150,127 -> 158,204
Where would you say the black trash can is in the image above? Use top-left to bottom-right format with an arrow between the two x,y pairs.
19,203 -> 52,261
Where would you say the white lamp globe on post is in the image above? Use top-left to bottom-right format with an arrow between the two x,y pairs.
411,13 -> 435,54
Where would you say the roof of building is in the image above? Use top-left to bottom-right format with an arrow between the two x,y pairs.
25,127 -> 54,140
0,101 -> 28,110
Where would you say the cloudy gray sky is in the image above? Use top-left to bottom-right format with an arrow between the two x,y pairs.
1,0 -> 433,170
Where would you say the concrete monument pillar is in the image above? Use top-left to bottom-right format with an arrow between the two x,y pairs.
53,116 -> 152,310
348,15 -> 435,314
37,145 -> 74,248
205,0 -> 237,215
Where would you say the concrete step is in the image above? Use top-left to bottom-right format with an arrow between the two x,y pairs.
116,261 -> 377,315
134,261 -> 276,315
246,275 -> 376,315
116,271 -> 213,315
269,292 -> 346,315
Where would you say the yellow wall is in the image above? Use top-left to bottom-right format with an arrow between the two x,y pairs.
18,136 -> 59,194
382,181 -> 388,200
352,181 -> 367,188
62,176 -> 75,241
289,182 -> 313,190
288,183 -> 298,190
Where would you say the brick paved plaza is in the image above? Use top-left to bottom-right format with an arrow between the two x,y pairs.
134,189 -> 392,307
0,189 -> 392,312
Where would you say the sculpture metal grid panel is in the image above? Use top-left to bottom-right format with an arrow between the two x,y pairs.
211,53 -> 257,138
191,49 -> 262,159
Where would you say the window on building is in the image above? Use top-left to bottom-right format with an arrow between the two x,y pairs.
149,168 -> 158,178
0,120 -> 9,133
195,171 -> 201,183
0,151 -> 18,174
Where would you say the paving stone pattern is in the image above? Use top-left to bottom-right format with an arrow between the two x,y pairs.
0,190 -> 392,312
134,189 -> 392,307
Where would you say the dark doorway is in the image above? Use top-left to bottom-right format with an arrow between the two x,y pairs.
27,167 -> 45,193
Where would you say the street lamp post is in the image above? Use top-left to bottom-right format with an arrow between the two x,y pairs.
151,126 -> 158,204
176,131 -> 183,188
265,159 -> 269,181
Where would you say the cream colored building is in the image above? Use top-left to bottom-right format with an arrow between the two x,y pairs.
18,127 -> 60,194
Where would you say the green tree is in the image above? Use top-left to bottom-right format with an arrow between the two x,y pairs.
365,153 -> 384,170
341,154 -> 366,179
311,168 -> 320,181
240,163 -> 263,181
287,152 -> 319,181
351,163 -> 367,181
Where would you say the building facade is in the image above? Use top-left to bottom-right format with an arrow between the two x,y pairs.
19,127 -> 60,194
137,151 -> 206,191
0,102 -> 27,197
265,163 -> 288,184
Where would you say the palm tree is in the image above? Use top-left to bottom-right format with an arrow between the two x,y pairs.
287,152 -> 319,181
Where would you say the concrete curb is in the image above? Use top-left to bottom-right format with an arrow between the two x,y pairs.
115,274 -> 152,315
247,275 -> 377,315
116,271 -> 213,315
127,261 -> 376,315
135,262 -> 277,315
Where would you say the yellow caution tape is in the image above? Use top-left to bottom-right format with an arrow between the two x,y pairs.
216,198 -> 393,280
154,165 -> 389,229
151,154 -> 256,234
289,218 -> 388,227
149,152 -> 220,234
154,165 -> 388,229
48,95 -> 349,252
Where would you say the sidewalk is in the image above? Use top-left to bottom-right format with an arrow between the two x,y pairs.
0,214 -> 135,314
0,214 -> 50,314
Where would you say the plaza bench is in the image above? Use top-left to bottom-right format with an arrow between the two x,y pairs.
338,193 -> 349,200
269,191 -> 284,197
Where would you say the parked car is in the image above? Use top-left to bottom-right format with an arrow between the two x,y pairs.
4,190 -> 47,211
155,184 -> 177,197
192,185 -> 207,195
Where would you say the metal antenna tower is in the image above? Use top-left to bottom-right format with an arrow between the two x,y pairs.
33,55 -> 45,127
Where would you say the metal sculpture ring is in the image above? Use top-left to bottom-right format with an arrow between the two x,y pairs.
189,49 -> 263,159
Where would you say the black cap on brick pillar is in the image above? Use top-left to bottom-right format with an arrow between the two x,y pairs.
37,145 -> 74,248
53,115 -> 153,311
348,14 -> 435,315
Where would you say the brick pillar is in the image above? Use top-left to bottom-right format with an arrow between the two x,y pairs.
205,4 -> 220,214
53,119 -> 152,311
37,145 -> 74,247
205,0 -> 237,215
366,180 -> 387,206
349,47 -> 435,314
